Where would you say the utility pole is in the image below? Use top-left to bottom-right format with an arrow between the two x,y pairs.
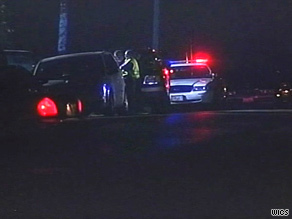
152,0 -> 160,50
58,0 -> 68,54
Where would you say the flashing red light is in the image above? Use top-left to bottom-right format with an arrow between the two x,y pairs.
37,97 -> 58,117
77,99 -> 83,112
195,58 -> 208,63
193,52 -> 210,64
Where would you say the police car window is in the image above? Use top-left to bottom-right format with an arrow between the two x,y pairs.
36,55 -> 104,79
171,65 -> 211,79
103,54 -> 119,75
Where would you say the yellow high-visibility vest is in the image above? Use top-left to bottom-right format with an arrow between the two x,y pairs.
122,58 -> 140,79
131,58 -> 140,79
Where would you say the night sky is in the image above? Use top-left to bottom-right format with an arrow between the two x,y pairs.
6,0 -> 292,87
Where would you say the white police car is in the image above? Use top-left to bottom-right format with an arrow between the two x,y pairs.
168,59 -> 227,105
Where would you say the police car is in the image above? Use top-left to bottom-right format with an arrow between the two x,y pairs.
168,59 -> 227,106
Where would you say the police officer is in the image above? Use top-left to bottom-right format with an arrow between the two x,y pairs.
120,50 -> 141,113
113,50 -> 124,65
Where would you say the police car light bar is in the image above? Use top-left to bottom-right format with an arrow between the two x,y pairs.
169,61 -> 209,67
168,58 -> 208,66
195,58 -> 208,63
170,63 -> 205,67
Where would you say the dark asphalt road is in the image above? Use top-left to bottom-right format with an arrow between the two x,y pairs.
0,107 -> 292,218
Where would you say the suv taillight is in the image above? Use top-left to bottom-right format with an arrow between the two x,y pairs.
37,97 -> 58,117
162,68 -> 171,90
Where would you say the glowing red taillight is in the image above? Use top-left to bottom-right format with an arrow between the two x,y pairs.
77,99 -> 83,112
163,68 -> 169,76
162,68 -> 170,91
37,97 -> 58,117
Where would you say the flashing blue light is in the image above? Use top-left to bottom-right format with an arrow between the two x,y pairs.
168,60 -> 188,65
102,84 -> 111,102
168,60 -> 180,64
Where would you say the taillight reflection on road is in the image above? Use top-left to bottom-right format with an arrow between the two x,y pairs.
77,99 -> 83,112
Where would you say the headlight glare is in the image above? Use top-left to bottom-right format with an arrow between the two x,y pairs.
193,86 -> 206,91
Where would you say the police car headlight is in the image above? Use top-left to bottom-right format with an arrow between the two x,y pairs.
143,75 -> 161,85
193,86 -> 206,91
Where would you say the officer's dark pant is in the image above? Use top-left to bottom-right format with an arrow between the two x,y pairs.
125,77 -> 141,113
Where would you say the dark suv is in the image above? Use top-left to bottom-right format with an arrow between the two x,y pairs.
33,51 -> 127,116
138,49 -> 170,113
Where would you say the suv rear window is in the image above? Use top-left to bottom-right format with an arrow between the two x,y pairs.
103,54 -> 119,75
35,54 -> 104,79
4,51 -> 36,72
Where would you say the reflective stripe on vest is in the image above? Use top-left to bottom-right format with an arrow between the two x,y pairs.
131,58 -> 140,79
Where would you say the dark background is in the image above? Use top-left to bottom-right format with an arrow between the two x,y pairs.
6,0 -> 292,88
